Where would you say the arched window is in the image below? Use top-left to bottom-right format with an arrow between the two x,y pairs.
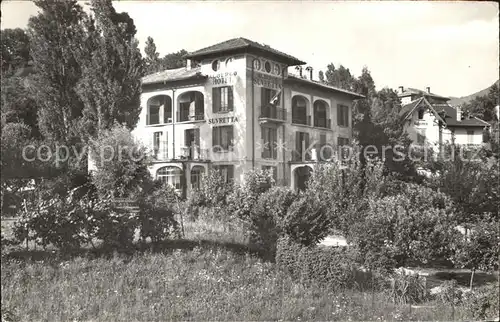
191,166 -> 205,190
313,100 -> 329,128
178,91 -> 204,122
292,96 -> 308,125
156,166 -> 183,190
147,95 -> 172,125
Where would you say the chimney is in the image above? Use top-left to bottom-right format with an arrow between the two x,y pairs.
399,86 -> 404,94
186,59 -> 192,70
456,106 -> 462,120
426,86 -> 430,94
295,66 -> 303,77
305,66 -> 313,80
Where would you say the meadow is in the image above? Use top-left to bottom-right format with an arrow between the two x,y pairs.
1,218 -> 494,322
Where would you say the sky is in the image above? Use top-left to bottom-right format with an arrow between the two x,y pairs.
1,1 -> 498,98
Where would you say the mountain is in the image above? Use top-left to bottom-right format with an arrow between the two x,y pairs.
448,79 -> 499,107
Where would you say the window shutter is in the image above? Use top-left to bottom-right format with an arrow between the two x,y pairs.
194,128 -> 200,147
146,106 -> 150,125
305,132 -> 310,148
227,165 -> 234,182
337,105 -> 341,126
228,126 -> 234,150
212,127 -> 218,151
295,132 -> 301,159
228,87 -> 234,111
212,88 -> 220,113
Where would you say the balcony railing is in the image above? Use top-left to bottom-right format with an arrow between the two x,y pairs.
180,146 -> 210,160
292,115 -> 311,126
259,106 -> 286,123
314,118 -> 331,129
177,111 -> 205,122
153,148 -> 168,161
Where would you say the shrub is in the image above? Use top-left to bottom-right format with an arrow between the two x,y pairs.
89,124 -> 152,198
276,237 -> 371,291
349,183 -> 459,272
463,284 -> 500,320
136,182 -> 180,243
247,186 -> 297,256
387,273 -> 429,304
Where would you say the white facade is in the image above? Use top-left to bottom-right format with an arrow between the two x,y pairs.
133,41 -> 363,196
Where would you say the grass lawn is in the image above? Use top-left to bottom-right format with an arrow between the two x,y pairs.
1,218 -> 497,321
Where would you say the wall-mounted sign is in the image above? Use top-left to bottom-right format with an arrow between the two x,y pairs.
208,116 -> 239,124
210,71 -> 238,85
253,72 -> 282,90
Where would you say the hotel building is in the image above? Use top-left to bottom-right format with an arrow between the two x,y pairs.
133,38 -> 364,196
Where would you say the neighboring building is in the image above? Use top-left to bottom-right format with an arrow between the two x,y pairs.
133,37 -> 364,196
399,86 -> 490,149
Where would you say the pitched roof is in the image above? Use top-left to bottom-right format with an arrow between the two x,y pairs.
141,67 -> 206,85
401,98 -> 489,128
398,87 -> 449,101
286,74 -> 365,99
184,37 -> 306,66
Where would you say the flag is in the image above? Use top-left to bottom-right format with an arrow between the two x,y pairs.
269,89 -> 281,106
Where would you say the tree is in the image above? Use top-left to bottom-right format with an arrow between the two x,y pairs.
28,0 -> 88,144
318,70 -> 325,83
453,216 -> 499,290
144,36 -> 160,75
1,28 -> 30,74
161,49 -> 188,69
323,63 -> 356,91
75,0 -> 144,139
89,124 -> 152,198
462,83 -> 499,122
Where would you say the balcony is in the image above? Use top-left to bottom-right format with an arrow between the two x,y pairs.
314,118 -> 331,129
291,148 -> 317,162
180,146 -> 210,160
292,115 -> 311,126
259,106 -> 286,124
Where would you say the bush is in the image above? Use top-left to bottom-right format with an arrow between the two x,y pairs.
276,237 -> 371,291
387,273 -> 429,304
350,183 -> 458,272
247,186 -> 297,256
463,284 -> 499,320
136,182 -> 180,243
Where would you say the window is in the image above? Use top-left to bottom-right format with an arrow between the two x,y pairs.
213,165 -> 234,183
212,125 -> 234,152
418,109 -> 425,120
156,167 -> 183,190
314,100 -> 329,128
212,60 -> 220,71
292,96 -> 308,125
294,131 -> 310,161
467,130 -> 474,144
264,61 -> 271,73
179,91 -> 204,122
153,131 -> 162,158
261,126 -> 277,159
337,105 -> 349,127
261,87 -> 278,118
212,86 -> 234,113
147,95 -> 171,125
191,166 -> 205,190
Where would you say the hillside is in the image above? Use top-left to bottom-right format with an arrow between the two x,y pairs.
448,79 -> 499,107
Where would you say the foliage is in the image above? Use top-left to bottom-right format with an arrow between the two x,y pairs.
462,82 -> 499,122
276,237 -> 371,291
142,36 -> 188,75
247,186 -> 297,255
76,0 -> 144,139
28,0 -> 88,144
452,216 -> 499,277
0,28 -> 30,75
425,148 -> 499,226
89,124 -> 152,198
463,284 -> 500,320
136,181 -> 180,243
188,169 -> 234,212
349,183 -> 458,272
387,273 -> 429,304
